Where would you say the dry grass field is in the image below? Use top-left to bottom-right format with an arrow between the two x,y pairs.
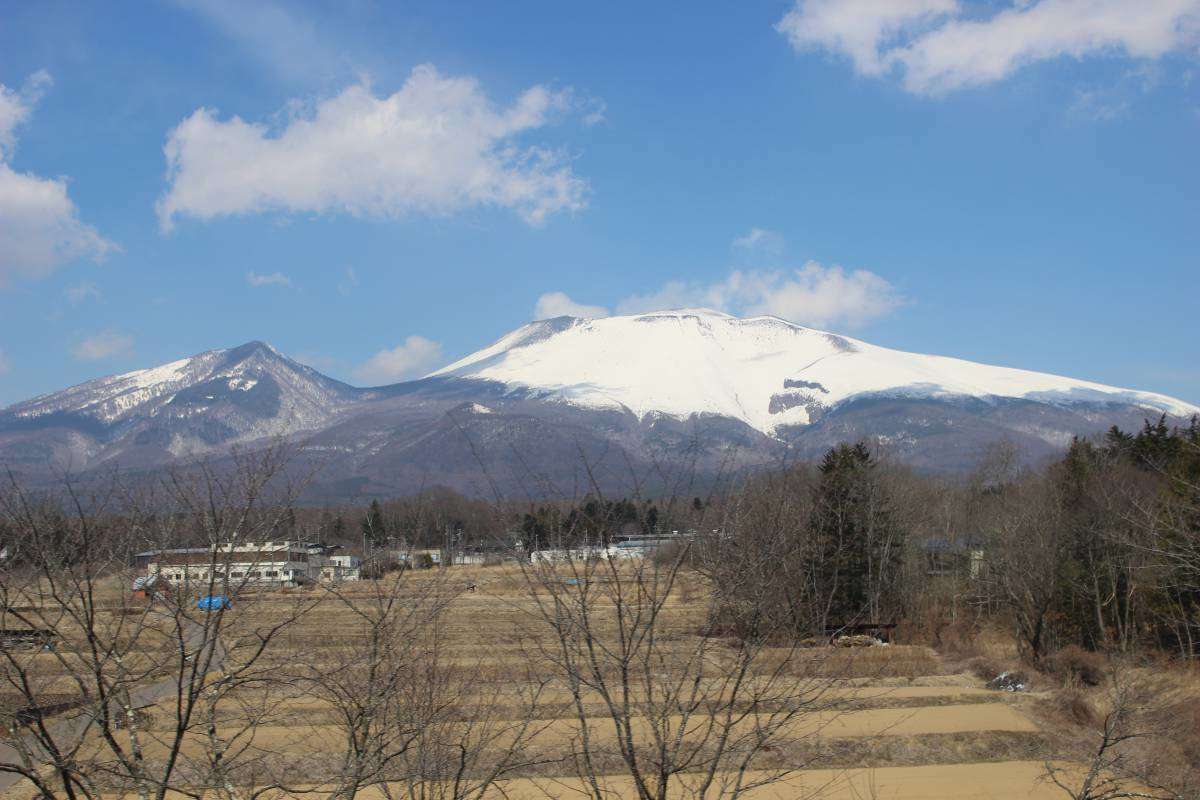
3,565 -> 1075,799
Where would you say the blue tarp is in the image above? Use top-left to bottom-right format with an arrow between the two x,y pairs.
196,595 -> 231,610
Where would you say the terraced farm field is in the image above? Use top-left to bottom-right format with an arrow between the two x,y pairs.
2,566 -> 1066,799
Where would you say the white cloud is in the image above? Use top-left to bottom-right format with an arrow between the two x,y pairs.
533,291 -> 609,320
158,65 -> 589,231
65,281 -> 101,305
732,227 -> 785,256
246,270 -> 292,288
0,347 -> 10,375
530,260 -> 903,330
533,262 -> 903,330
777,0 -> 1200,95
0,70 -> 51,157
616,261 -> 905,329
352,335 -> 443,384
778,0 -> 956,78
0,72 -> 115,287
72,330 -> 133,361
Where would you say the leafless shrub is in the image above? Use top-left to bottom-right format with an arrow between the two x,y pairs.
1044,646 -> 1106,688
1043,661 -> 1197,800
967,657 -> 1005,683
1049,688 -> 1099,728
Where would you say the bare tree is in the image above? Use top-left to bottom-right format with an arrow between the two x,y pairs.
0,446 -> 314,800
293,571 -> 459,800
267,556 -> 552,800
981,470 -> 1070,661
1124,439 -> 1200,659
518,517 -> 849,800
390,645 -> 553,800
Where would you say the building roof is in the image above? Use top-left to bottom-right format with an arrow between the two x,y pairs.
153,549 -> 310,566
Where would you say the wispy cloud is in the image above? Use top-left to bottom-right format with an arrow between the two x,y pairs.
534,291 -> 608,320
172,0 -> 348,83
65,281 -> 101,305
337,266 -> 358,296
158,66 -> 589,232
0,70 -> 54,157
581,97 -> 608,126
732,227 -> 785,257
352,336 -> 443,384
777,0 -> 1200,95
72,330 -> 133,361
0,71 -> 115,288
246,270 -> 292,288
1068,64 -> 1164,122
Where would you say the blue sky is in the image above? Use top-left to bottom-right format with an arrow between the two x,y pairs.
1,0 -> 1198,406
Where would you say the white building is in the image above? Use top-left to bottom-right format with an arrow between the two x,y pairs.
530,532 -> 691,564
530,545 -> 641,564
146,541 -> 361,587
382,548 -> 445,566
320,554 -> 362,582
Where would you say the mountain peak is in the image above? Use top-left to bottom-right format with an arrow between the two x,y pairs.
2,338 -> 355,436
221,340 -> 282,362
427,309 -> 1199,434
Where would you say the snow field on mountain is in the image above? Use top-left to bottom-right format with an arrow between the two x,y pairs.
432,309 -> 1198,434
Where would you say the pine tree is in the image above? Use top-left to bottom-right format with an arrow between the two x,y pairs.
1131,414 -> 1176,468
1103,425 -> 1133,455
808,443 -> 905,631
361,499 -> 386,548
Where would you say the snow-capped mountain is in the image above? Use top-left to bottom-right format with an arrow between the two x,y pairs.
0,342 -> 362,470
2,311 -> 1196,497
431,309 -> 1197,434
9,341 -> 356,429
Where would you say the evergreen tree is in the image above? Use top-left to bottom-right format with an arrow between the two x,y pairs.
1103,425 -> 1134,456
361,499 -> 386,547
521,505 -> 560,551
1131,414 -> 1177,468
808,443 -> 906,631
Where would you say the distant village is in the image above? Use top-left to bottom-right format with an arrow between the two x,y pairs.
131,531 -> 699,590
